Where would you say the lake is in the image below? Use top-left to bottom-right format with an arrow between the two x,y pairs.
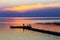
0,17 -> 60,40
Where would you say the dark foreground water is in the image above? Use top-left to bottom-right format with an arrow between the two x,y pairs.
0,17 -> 60,40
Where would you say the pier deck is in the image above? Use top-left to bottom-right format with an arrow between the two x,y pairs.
10,26 -> 60,36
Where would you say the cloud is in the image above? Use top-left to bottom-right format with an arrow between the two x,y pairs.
0,3 -> 60,12
0,7 -> 60,17
0,0 -> 60,8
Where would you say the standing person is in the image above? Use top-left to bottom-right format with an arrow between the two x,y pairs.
28,24 -> 32,28
23,24 -> 25,26
23,24 -> 25,32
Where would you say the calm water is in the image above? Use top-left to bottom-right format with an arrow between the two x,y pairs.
0,17 -> 60,40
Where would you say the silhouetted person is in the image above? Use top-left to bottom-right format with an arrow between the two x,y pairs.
23,24 -> 25,31
23,24 -> 25,26
27,24 -> 32,28
29,24 -> 31,27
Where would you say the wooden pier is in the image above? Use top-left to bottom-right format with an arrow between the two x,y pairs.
10,25 -> 60,36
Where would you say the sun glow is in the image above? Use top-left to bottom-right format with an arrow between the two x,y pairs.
1,3 -> 60,12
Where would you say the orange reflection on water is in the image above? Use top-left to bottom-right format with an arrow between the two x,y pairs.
9,18 -> 60,32
1,18 -> 60,33
10,18 -> 35,26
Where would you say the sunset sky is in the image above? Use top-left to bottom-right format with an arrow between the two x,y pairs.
0,0 -> 60,17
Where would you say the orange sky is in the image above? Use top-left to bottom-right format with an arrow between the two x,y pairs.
1,3 -> 60,12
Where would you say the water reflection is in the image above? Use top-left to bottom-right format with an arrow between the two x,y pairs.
0,17 -> 60,40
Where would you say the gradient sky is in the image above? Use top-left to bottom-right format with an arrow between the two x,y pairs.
0,0 -> 60,8
0,0 -> 60,17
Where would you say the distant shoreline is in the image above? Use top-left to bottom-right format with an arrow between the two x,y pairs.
36,22 -> 60,25
0,17 -> 60,18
